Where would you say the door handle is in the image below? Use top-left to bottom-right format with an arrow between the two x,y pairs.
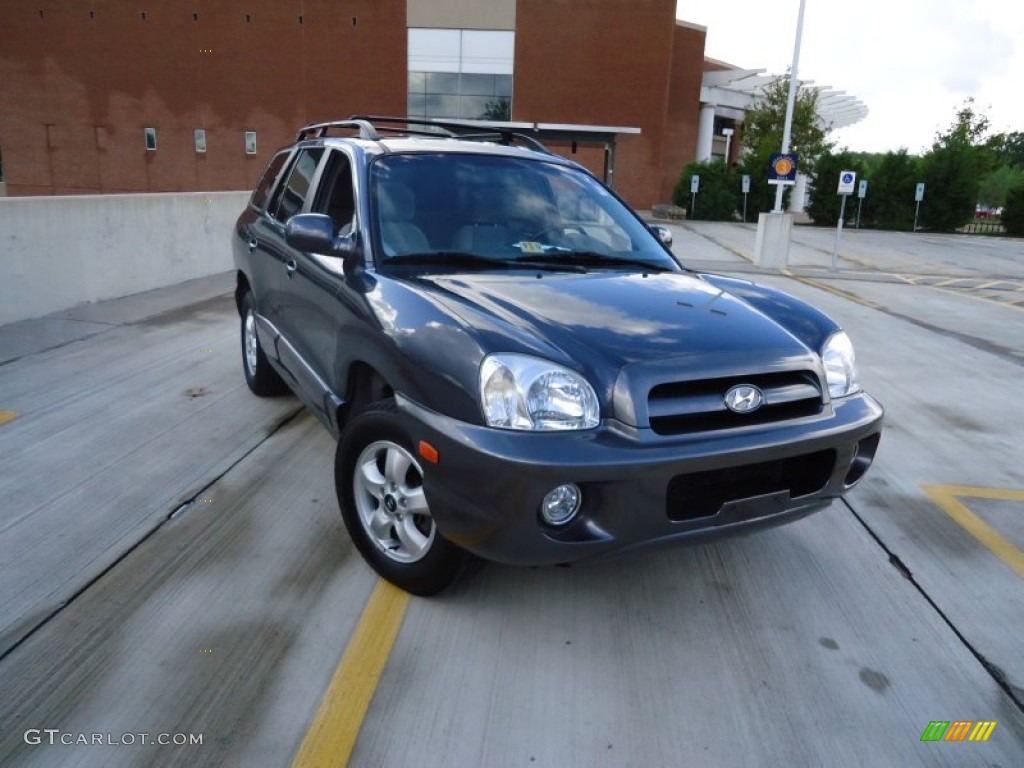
248,239 -> 258,253
285,259 -> 298,276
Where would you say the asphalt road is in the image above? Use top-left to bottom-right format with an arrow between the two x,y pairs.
1,226 -> 1022,767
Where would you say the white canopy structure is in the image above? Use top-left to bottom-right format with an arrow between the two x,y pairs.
696,62 -> 868,163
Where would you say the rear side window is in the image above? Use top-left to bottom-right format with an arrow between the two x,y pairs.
250,151 -> 290,210
269,148 -> 324,222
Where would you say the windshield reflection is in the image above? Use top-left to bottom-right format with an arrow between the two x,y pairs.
370,153 -> 678,272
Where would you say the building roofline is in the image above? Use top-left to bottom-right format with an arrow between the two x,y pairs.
703,55 -> 744,70
675,19 -> 707,33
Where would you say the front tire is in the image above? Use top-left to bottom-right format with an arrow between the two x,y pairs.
336,400 -> 474,595
240,290 -> 288,396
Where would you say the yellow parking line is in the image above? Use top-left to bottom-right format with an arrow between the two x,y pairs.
931,285 -> 1024,312
0,411 -> 19,427
922,484 -> 1024,579
784,274 -> 881,309
292,580 -> 410,768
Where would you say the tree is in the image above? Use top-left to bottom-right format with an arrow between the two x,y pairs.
1003,183 -> 1024,236
978,165 -> 1024,209
993,131 -> 1024,170
480,98 -> 510,121
672,160 -> 739,221
861,150 -> 921,231
740,77 -> 833,213
920,99 -> 992,232
806,152 -> 866,226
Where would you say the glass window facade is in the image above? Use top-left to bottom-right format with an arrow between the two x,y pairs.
408,72 -> 512,120
407,29 -> 513,121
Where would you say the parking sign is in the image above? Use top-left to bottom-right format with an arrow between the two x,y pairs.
837,171 -> 856,196
915,182 -> 925,202
691,175 -> 700,194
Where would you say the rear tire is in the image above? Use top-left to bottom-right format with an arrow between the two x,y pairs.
336,399 -> 475,595
240,290 -> 288,396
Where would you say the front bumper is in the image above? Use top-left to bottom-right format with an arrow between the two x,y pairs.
397,393 -> 884,566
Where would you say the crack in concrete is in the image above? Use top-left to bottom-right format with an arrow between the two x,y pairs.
0,404 -> 304,664
842,497 -> 1024,715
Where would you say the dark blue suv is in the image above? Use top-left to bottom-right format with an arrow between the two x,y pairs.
233,117 -> 883,594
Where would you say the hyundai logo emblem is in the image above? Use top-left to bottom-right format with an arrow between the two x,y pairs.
724,384 -> 764,414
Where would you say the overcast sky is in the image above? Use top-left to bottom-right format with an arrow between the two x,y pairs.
677,0 -> 1023,154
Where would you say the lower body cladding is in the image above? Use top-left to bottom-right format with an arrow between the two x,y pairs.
396,394 -> 884,566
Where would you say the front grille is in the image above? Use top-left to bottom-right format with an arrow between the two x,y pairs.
648,371 -> 823,435
666,449 -> 836,521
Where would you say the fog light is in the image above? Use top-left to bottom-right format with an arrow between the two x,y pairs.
844,433 -> 881,487
540,484 -> 581,526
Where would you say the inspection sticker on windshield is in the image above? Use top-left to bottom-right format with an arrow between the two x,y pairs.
518,241 -> 544,254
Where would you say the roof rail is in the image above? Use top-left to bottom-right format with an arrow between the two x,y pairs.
295,119 -> 380,142
348,115 -> 552,155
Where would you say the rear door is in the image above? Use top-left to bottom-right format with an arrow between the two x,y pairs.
257,146 -> 326,396
235,149 -> 292,341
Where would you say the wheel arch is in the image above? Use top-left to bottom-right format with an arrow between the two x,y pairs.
335,361 -> 395,435
234,270 -> 253,316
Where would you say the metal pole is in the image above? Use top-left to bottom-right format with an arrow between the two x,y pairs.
856,197 -> 863,229
832,195 -> 847,271
773,0 -> 807,213
743,193 -> 748,224
913,200 -> 920,232
691,191 -> 696,220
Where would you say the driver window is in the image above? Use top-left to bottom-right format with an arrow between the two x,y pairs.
313,150 -> 356,236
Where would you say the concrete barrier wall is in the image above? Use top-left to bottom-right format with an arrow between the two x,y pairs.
0,191 -> 250,325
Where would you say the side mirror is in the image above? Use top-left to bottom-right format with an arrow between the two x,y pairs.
285,213 -> 356,257
649,224 -> 673,247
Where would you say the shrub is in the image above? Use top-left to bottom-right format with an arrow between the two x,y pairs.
672,160 -> 740,221
1002,183 -> 1024,236
860,150 -> 921,231
806,152 -> 866,226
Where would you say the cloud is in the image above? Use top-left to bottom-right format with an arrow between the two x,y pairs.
677,0 -> 1024,153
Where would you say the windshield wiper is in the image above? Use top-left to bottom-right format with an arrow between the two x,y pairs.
386,251 -> 590,273
511,251 -> 673,272
383,251 -> 505,269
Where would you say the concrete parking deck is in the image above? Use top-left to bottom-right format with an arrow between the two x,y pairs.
1,225 -> 1022,766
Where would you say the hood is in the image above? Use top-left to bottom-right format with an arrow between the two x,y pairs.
417,270 -> 819,380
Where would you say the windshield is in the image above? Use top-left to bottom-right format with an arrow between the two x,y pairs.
369,153 -> 679,272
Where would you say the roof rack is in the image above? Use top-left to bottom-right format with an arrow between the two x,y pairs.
295,119 -> 380,142
348,115 -> 553,155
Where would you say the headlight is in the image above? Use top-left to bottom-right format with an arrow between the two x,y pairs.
821,331 -> 860,399
480,353 -> 599,430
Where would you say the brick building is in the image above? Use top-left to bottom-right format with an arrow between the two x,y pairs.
0,0 -> 718,208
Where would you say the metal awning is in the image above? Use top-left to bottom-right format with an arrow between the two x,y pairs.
428,119 -> 642,188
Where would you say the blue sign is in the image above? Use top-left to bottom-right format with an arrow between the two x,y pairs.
767,153 -> 798,185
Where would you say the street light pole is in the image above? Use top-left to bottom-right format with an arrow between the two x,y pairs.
773,0 -> 807,213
